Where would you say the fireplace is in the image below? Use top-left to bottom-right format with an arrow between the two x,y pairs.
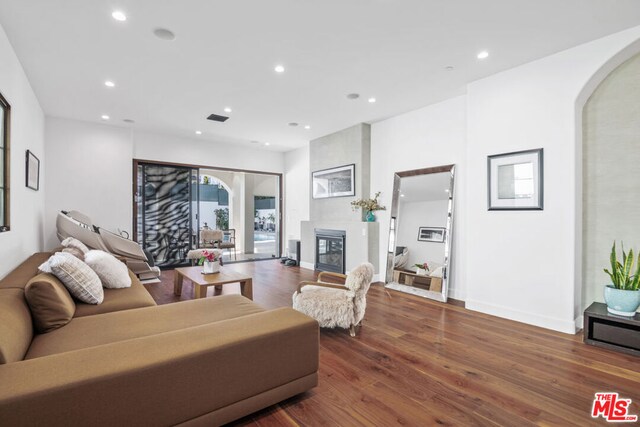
315,229 -> 346,273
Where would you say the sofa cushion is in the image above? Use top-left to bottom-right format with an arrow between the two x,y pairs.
0,252 -> 52,290
26,295 -> 264,359
24,274 -> 76,333
73,271 -> 156,318
84,250 -> 132,289
0,289 -> 33,364
48,252 -> 104,304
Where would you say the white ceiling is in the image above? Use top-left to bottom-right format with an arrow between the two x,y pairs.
1,1 -> 640,152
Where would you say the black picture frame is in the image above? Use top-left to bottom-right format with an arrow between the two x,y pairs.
487,148 -> 543,211
311,163 -> 356,199
26,150 -> 40,191
417,227 -> 446,243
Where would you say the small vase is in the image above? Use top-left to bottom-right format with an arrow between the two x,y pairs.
203,260 -> 220,274
416,268 -> 428,276
604,285 -> 640,316
365,211 -> 376,222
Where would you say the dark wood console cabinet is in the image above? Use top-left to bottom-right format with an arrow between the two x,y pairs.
583,302 -> 640,356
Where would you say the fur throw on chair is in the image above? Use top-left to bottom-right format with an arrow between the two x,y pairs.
292,263 -> 374,332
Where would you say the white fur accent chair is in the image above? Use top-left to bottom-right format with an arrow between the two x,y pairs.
292,263 -> 374,337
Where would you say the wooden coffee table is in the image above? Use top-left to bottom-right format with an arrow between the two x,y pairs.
173,266 -> 253,300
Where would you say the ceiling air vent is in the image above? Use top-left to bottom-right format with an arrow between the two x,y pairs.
207,114 -> 229,122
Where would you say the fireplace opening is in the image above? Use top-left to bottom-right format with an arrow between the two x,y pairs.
315,229 -> 346,274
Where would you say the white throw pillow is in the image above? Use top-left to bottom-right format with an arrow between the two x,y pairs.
38,260 -> 52,274
48,252 -> 104,304
84,250 -> 132,289
61,237 -> 90,254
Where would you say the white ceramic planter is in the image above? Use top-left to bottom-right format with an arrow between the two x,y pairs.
203,260 -> 220,274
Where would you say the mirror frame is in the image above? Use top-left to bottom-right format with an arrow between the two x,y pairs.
385,164 -> 455,302
0,90 -> 10,233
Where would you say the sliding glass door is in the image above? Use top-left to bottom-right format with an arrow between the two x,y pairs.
135,161 -> 282,266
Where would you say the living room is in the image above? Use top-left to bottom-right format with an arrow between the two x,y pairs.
1,1 -> 640,426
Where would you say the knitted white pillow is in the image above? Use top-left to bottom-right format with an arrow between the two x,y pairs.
61,237 -> 90,254
84,250 -> 132,289
48,252 -> 104,304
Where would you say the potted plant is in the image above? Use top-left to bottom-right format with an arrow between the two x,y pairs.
414,262 -> 429,276
351,192 -> 386,222
603,242 -> 640,316
198,249 -> 224,274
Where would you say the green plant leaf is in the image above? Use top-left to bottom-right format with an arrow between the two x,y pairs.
610,242 -> 617,278
623,248 -> 634,280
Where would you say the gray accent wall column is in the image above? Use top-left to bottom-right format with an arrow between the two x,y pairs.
309,123 -> 371,220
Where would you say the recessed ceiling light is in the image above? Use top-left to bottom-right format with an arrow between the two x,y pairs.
153,28 -> 176,41
368,97 -> 376,103
274,65 -> 285,73
264,142 -> 270,146
477,51 -> 489,59
195,130 -> 202,135
223,107 -> 232,113
346,93 -> 360,100
111,11 -> 127,22
400,194 -> 405,197
304,125 -> 311,130
104,80 -> 115,88
288,122 -> 299,127
445,189 -> 450,192
101,115 -> 110,120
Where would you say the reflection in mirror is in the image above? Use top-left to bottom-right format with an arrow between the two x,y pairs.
385,165 -> 455,302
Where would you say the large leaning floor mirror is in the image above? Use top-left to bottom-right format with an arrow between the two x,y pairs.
385,165 -> 455,302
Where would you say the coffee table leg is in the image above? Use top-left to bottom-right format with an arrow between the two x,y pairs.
194,284 -> 208,299
174,272 -> 183,296
240,279 -> 253,300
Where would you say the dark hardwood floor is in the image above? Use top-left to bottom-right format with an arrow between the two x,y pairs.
144,261 -> 640,426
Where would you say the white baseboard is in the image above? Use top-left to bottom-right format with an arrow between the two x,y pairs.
575,315 -> 584,332
465,299 -> 577,334
299,261 -> 314,270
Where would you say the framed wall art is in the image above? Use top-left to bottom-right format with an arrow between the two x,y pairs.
417,226 -> 445,243
488,148 -> 543,210
312,164 -> 355,199
26,150 -> 40,191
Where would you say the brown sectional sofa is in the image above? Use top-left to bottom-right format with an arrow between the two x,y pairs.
0,252 -> 319,426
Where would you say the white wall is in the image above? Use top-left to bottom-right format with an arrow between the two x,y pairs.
44,117 -> 285,251
465,26 -> 640,333
44,118 -> 132,249
396,200 -> 448,267
284,146 -> 310,248
134,131 -> 284,174
371,95 -> 468,300
0,24 -> 45,278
